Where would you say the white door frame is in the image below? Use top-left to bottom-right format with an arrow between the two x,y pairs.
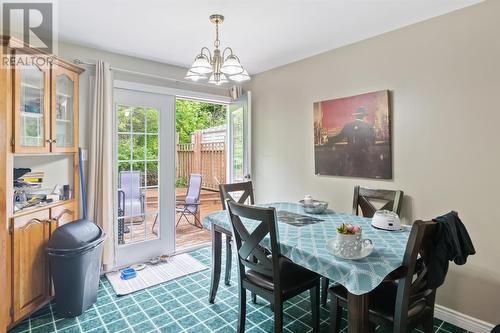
113,88 -> 176,267
227,91 -> 252,183
112,81 -> 231,266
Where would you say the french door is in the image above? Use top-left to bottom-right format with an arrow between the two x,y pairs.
228,92 -> 251,183
114,88 -> 176,267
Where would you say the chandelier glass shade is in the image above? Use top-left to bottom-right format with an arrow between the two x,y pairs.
186,14 -> 250,85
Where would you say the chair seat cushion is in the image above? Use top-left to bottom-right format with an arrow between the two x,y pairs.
245,256 -> 319,296
329,283 -> 429,323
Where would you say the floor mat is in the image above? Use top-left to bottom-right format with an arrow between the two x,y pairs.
106,253 -> 207,296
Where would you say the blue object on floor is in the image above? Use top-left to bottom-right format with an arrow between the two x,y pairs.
120,268 -> 137,280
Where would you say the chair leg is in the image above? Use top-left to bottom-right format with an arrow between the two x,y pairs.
193,212 -> 203,229
422,313 -> 434,333
175,212 -> 184,227
237,287 -> 246,333
274,299 -> 283,333
321,277 -> 329,306
310,283 -> 320,332
151,213 -> 158,235
225,236 -> 232,286
329,295 -> 342,333
251,293 -> 257,304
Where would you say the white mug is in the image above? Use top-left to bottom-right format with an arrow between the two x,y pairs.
334,232 -> 372,258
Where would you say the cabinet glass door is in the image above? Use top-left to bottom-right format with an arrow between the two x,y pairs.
16,65 -> 49,152
51,67 -> 78,152
54,74 -> 74,147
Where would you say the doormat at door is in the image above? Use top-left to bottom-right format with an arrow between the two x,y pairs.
106,253 -> 207,296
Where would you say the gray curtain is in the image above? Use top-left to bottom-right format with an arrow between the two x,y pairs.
87,61 -> 115,270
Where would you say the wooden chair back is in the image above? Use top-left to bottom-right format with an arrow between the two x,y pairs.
394,220 -> 438,329
352,186 -> 404,218
219,181 -> 255,210
226,200 -> 281,287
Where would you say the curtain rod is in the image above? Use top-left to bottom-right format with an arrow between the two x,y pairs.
73,59 -> 226,90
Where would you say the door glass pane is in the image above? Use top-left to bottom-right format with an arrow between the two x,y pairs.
117,105 -> 160,245
55,74 -> 74,147
231,108 -> 244,182
20,66 -> 45,147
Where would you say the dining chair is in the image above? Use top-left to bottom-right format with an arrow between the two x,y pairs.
328,220 -> 438,333
352,186 -> 404,218
226,200 -> 321,333
219,181 -> 255,287
321,186 -> 404,305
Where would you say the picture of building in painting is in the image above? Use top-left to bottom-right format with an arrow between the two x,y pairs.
314,90 -> 392,179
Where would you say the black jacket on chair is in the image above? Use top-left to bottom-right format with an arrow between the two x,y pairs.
428,211 -> 475,289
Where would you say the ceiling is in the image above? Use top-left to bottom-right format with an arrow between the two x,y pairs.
57,0 -> 483,74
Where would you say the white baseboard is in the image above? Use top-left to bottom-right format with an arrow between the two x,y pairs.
435,304 -> 495,333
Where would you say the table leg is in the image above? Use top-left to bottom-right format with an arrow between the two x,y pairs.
209,227 -> 222,304
347,292 -> 369,333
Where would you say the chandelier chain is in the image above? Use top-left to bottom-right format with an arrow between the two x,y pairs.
214,21 -> 220,49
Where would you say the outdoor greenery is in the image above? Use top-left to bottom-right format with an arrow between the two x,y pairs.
176,99 -> 226,144
117,100 -> 226,188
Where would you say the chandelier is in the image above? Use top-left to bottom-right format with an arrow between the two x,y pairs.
185,14 -> 250,85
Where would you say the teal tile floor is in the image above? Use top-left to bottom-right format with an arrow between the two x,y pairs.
9,246 -> 470,333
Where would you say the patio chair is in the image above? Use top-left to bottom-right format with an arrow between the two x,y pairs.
176,174 -> 203,228
118,171 -> 146,222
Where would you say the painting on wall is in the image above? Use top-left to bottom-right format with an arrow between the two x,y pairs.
313,90 -> 392,179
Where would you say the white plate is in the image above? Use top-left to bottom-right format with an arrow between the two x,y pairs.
327,239 -> 374,260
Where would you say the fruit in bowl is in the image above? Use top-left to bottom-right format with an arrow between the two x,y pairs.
337,223 -> 361,235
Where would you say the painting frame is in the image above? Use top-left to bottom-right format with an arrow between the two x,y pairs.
313,90 -> 392,179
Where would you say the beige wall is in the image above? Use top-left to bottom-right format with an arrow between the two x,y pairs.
248,0 -> 500,324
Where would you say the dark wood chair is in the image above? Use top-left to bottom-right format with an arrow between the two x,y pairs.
321,186 -> 404,305
329,220 -> 438,333
219,181 -> 255,286
226,200 -> 321,333
352,186 -> 404,218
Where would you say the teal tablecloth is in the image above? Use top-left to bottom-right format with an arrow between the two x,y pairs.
203,202 -> 411,295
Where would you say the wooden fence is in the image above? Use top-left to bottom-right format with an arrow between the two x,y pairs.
177,131 -> 226,191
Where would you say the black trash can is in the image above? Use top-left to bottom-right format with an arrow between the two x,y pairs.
47,218 -> 106,317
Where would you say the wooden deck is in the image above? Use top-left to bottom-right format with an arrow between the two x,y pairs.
122,187 -> 221,250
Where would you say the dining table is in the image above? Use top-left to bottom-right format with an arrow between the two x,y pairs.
202,202 -> 411,333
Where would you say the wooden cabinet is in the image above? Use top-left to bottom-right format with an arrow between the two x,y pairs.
13,64 -> 51,153
51,66 -> 79,153
11,210 -> 51,322
8,201 -> 78,323
12,62 -> 81,154
1,36 -> 84,331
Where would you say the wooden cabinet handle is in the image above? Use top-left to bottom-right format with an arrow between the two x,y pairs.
54,209 -> 73,222
20,218 -> 44,230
